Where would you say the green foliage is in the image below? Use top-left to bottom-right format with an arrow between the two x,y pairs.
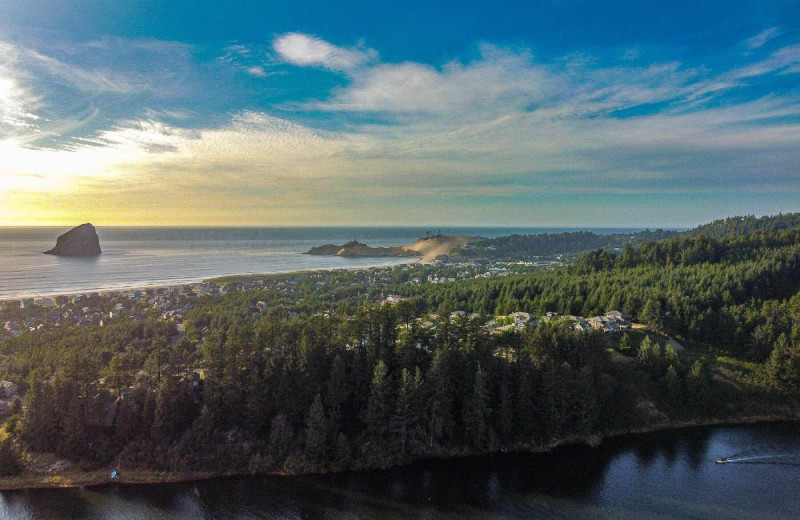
0,435 -> 22,476
684,213 -> 800,239
766,336 -> 800,393
618,333 -> 633,355
460,229 -> 681,260
2,219 -> 800,476
462,364 -> 492,448
304,394 -> 327,463
458,212 -> 800,261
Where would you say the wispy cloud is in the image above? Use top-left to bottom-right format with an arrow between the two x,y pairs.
284,33 -> 800,127
2,29 -> 799,225
218,43 -> 280,78
0,43 -> 43,137
744,27 -> 782,50
273,33 -> 377,72
246,66 -> 268,77
0,37 -> 195,149
6,38 -> 190,96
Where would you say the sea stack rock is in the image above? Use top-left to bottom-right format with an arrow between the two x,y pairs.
44,223 -> 102,256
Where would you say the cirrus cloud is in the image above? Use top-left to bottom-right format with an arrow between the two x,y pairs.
2,29 -> 800,226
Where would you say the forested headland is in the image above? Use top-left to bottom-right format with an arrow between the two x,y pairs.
1,215 -> 800,486
452,212 -> 800,260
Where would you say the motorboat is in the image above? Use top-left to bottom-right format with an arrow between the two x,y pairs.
716,458 -> 729,464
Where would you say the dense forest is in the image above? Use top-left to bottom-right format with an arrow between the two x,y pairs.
1,218 -> 800,480
684,213 -> 800,239
456,229 -> 680,260
455,213 -> 800,260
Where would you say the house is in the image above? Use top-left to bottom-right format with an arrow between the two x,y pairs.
0,381 -> 18,399
587,316 -> 607,330
572,320 -> 592,334
3,321 -> 23,337
509,311 -> 534,322
586,311 -> 631,332
491,324 -> 516,335
605,310 -> 632,329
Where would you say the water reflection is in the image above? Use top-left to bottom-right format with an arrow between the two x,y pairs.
624,426 -> 712,470
2,422 -> 799,519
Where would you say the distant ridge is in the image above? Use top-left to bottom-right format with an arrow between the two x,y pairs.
683,213 -> 800,239
446,212 -> 800,260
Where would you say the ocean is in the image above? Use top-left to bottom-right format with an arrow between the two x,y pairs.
0,226 -> 643,299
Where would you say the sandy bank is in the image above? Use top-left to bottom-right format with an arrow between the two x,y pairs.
304,235 -> 484,263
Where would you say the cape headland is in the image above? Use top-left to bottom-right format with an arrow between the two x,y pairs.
44,223 -> 102,256
305,235 -> 484,262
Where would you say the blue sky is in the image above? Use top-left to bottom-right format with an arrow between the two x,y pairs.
0,0 -> 799,226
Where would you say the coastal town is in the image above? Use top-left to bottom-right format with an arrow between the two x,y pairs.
0,258 -> 636,436
0,259 -> 566,341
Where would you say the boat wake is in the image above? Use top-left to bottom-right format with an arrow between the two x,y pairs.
716,453 -> 800,467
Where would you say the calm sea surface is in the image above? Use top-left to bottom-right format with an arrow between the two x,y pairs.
0,227 -> 643,299
1,422 -> 799,519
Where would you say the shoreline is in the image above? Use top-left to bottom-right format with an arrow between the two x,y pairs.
1,414 -> 795,492
0,258 -> 419,303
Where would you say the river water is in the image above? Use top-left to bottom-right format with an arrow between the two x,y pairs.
1,422 -> 799,519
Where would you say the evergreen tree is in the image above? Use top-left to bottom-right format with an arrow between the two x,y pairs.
304,394 -> 328,463
426,349 -> 455,448
618,333 -> 633,355
463,364 -> 492,448
539,359 -> 568,438
574,366 -> 598,433
326,355 -> 349,433
497,375 -> 515,442
61,392 -> 87,460
392,367 -> 425,456
364,360 -> 391,439
766,335 -> 800,393
0,435 -> 22,476
665,365 -> 683,409
641,298 -> 666,332
20,378 -> 57,452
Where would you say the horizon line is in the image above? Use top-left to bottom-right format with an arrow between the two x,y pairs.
0,223 -> 690,230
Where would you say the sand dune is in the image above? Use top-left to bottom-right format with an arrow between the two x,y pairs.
306,235 -> 484,262
403,235 -> 484,262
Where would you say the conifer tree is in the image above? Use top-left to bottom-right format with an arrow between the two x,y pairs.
463,364 -> 492,448
364,360 -> 391,439
305,394 -> 327,463
426,349 -> 455,448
